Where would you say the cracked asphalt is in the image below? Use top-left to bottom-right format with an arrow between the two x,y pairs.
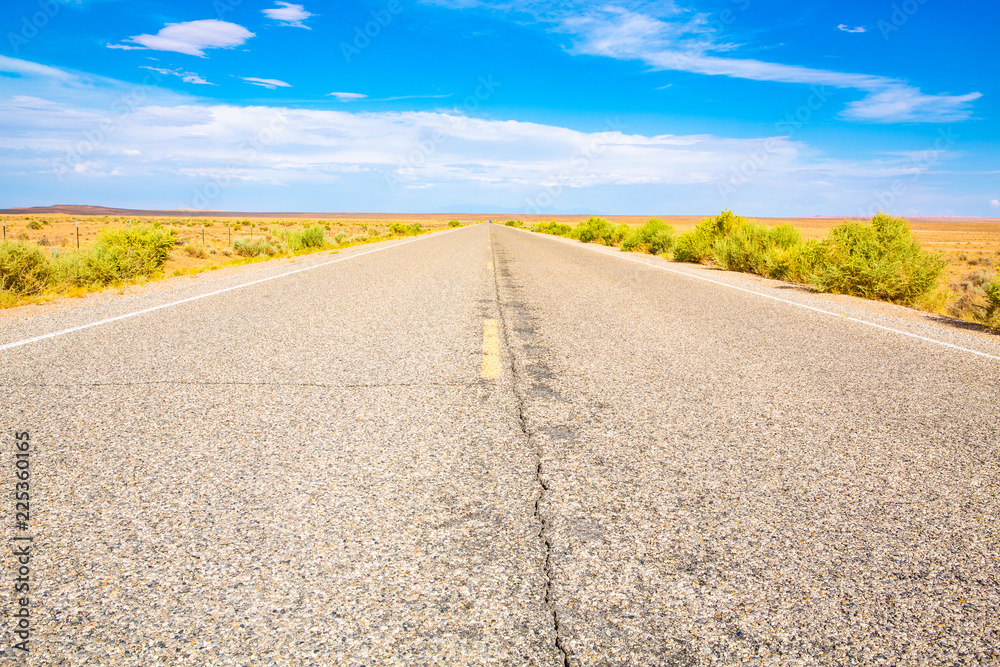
2,223 -> 999,665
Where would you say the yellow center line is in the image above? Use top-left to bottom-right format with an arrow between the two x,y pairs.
481,319 -> 501,379
487,261 -> 493,270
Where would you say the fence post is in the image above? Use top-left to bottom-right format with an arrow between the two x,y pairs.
76,219 -> 80,250
228,223 -> 231,246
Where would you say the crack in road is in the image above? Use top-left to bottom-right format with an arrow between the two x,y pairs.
488,227 -> 571,667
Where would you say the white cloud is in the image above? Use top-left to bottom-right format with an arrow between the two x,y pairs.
140,65 -> 214,85
991,198 -> 999,208
0,86 -> 930,192
0,55 -> 73,80
0,66 -> 986,214
837,24 -> 866,33
242,77 -> 292,89
110,20 -> 254,57
436,2 -> 980,124
328,92 -> 367,101
181,72 -> 213,85
841,87 -> 981,123
263,2 -> 314,28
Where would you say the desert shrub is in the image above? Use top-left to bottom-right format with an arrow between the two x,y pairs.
448,220 -> 462,228
183,243 -> 206,258
335,232 -> 348,243
570,217 -> 629,246
221,247 -> 233,256
504,220 -> 523,227
621,218 -> 675,255
0,241 -> 51,295
983,279 -> 1000,326
673,210 -> 748,263
809,212 -> 943,305
27,220 -> 43,230
948,268 -> 999,324
389,222 -> 422,236
54,225 -> 176,286
713,223 -> 804,280
233,238 -> 278,257
532,221 -> 572,236
296,225 -> 326,249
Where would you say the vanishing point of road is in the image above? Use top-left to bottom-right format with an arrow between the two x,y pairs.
2,223 -> 998,665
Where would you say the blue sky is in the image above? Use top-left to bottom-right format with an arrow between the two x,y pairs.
1,0 -> 997,216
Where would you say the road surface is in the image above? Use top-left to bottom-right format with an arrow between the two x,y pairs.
2,223 -> 998,665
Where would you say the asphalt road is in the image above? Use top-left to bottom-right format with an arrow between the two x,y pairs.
2,223 -> 998,666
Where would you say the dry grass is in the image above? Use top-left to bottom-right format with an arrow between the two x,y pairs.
0,214 -> 451,278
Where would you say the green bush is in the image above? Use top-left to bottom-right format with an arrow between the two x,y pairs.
621,218 -> 675,255
531,221 -> 572,236
809,212 -> 943,305
389,222 -> 422,236
53,225 -> 176,287
504,220 -> 523,227
0,241 -> 51,295
448,220 -> 462,228
673,210 -> 747,263
983,279 -> 1000,325
569,217 -> 629,246
233,238 -> 279,257
27,221 -> 43,230
713,223 -> 804,280
294,225 -> 325,249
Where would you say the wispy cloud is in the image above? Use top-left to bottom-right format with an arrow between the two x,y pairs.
837,24 -> 866,34
571,6 -> 980,123
841,87 -> 981,123
432,2 -> 980,124
109,20 -> 254,57
263,2 -> 314,29
328,92 -> 454,102
242,77 -> 292,89
140,66 -> 214,85
328,92 -> 367,101
991,198 -> 999,208
0,55 -> 73,80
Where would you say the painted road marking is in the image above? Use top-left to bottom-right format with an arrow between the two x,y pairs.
507,226 -> 1000,363
482,319 -> 502,379
487,261 -> 493,270
0,227 -> 468,353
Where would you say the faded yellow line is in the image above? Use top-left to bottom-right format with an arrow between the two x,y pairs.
487,261 -> 493,270
481,319 -> 501,379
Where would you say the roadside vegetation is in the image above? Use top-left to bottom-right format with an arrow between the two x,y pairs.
0,218 -> 441,308
528,211 -> 999,328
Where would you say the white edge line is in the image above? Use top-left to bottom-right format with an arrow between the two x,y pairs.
507,225 -> 1000,363
0,227 -> 466,353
